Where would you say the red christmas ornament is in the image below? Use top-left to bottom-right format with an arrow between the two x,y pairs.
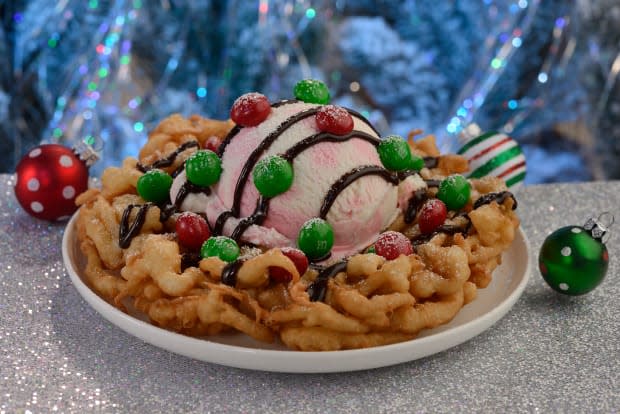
14,144 -> 89,221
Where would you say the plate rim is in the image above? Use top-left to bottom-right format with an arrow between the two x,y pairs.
62,213 -> 531,373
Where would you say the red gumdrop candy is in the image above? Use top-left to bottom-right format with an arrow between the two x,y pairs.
269,247 -> 309,283
203,136 -> 222,152
374,231 -> 413,260
315,105 -> 354,135
175,212 -> 211,250
230,92 -> 271,127
418,199 -> 448,234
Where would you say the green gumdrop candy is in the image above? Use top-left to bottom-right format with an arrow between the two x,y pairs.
185,150 -> 222,187
437,174 -> 471,210
200,236 -> 240,262
377,135 -> 413,171
253,155 -> 294,198
137,169 -> 173,203
293,79 -> 330,104
297,218 -> 334,260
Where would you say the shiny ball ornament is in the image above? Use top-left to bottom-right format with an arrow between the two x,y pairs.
539,215 -> 612,295
457,131 -> 526,190
14,144 -> 89,221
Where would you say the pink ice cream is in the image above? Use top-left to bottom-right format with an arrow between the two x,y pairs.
171,101 -> 419,260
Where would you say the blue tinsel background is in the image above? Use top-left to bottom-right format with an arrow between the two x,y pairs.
2,0 -> 620,183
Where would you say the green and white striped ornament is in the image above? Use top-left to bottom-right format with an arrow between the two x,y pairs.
457,131 -> 526,189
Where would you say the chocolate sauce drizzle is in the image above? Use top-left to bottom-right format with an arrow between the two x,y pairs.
119,204 -> 152,248
307,261 -> 348,302
221,259 -> 245,287
320,166 -> 399,219
136,140 -> 200,173
174,180 -> 211,208
230,197 -> 269,241
473,191 -> 517,210
423,156 -> 439,169
405,188 -> 428,224
282,130 -> 381,161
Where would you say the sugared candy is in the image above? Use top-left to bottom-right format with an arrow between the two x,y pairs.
252,155 -> 294,198
269,247 -> 309,283
457,131 -> 526,190
137,169 -> 173,203
315,105 -> 354,135
409,154 -> 425,171
200,236 -> 240,262
437,174 -> 471,210
374,231 -> 413,260
418,199 -> 448,234
377,135 -> 413,172
293,79 -> 330,104
230,92 -> 271,127
297,218 -> 334,260
185,150 -> 222,187
175,212 -> 211,250
203,136 -> 222,152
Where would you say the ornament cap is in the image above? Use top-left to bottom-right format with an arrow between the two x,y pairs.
72,136 -> 102,167
583,212 -> 614,243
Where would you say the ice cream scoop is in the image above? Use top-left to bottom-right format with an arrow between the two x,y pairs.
171,99 -> 417,261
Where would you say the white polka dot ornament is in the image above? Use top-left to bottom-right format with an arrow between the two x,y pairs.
14,144 -> 89,221
538,213 -> 613,295
457,131 -> 526,190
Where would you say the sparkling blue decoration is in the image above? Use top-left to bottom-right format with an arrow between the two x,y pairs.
0,0 -> 619,183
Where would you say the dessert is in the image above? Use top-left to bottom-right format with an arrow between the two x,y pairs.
75,80 -> 519,351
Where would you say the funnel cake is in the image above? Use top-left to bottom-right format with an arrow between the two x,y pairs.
75,83 -> 519,351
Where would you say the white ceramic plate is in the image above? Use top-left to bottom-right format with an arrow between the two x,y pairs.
62,213 -> 531,373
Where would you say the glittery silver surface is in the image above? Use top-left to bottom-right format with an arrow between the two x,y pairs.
1,175 -> 618,413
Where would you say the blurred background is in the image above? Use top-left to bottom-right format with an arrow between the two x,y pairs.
1,0 -> 619,183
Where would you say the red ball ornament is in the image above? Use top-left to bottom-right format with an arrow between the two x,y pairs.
14,144 -> 89,221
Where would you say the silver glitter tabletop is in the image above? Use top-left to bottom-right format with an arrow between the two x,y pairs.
1,174 -> 618,413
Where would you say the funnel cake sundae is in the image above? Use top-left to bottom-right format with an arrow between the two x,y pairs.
75,80 -> 519,351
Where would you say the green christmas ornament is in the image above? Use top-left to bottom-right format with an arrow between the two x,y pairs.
252,155 -> 294,198
539,214 -> 613,295
297,218 -> 334,260
293,79 -> 330,104
137,169 -> 173,203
